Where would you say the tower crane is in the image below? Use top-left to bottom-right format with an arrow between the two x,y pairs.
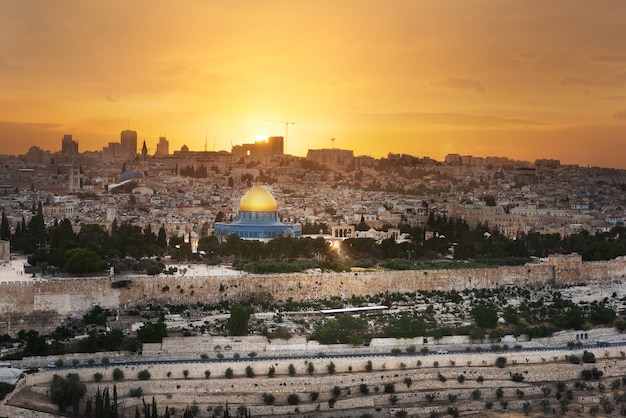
267,119 -> 295,154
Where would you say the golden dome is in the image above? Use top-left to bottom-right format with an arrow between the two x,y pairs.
239,186 -> 278,212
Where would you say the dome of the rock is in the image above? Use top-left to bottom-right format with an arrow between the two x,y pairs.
239,186 -> 278,212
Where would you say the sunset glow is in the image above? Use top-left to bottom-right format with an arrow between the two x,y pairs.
1,1 -> 626,167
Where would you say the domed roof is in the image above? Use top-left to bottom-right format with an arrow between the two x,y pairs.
239,186 -> 278,212
118,170 -> 144,183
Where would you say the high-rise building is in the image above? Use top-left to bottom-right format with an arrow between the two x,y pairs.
61,134 -> 78,156
306,148 -> 354,167
156,136 -> 169,157
231,136 -> 283,159
120,130 -> 138,158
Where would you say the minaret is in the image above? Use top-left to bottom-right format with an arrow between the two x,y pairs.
141,140 -> 148,159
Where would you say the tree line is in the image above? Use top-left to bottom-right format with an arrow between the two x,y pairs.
4,205 -> 626,276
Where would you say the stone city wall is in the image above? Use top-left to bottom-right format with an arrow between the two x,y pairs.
0,255 -> 623,335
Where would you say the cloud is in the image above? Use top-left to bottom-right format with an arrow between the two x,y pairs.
342,112 -> 542,128
428,77 -> 487,93
602,95 -> 626,101
560,77 -> 592,87
0,57 -> 20,71
561,73 -> 626,88
590,55 -> 626,63
614,111 -> 626,121
516,52 -> 536,61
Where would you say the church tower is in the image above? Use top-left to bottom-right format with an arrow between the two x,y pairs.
68,162 -> 83,192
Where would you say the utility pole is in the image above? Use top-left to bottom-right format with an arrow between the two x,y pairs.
267,119 -> 295,154
331,137 -> 335,149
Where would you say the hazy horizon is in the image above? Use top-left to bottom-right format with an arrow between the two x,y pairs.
2,1 -> 626,168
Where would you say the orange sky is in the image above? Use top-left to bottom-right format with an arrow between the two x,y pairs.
1,1 -> 626,167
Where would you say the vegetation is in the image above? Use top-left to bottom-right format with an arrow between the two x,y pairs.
50,373 -> 86,413
15,201 -> 626,276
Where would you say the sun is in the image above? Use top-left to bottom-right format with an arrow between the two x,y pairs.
255,134 -> 268,142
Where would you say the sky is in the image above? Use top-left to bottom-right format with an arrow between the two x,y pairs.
1,1 -> 626,168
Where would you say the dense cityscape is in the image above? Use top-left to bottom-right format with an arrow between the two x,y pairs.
0,132 -> 626,417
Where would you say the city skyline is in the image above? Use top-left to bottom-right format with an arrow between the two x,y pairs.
1,1 -> 626,168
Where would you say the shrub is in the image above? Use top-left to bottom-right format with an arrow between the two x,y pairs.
327,361 -> 336,374
582,350 -> 596,363
93,372 -> 103,382
437,373 -> 447,382
112,368 -> 124,381
307,362 -> 315,375
471,389 -> 481,400
204,370 -> 211,379
365,360 -> 373,372
310,391 -> 319,401
406,345 -> 416,353
332,385 -> 341,397
495,356 -> 507,368
129,387 -> 143,398
567,355 -> 580,364
245,365 -> 255,378
581,367 -> 603,381
511,372 -> 525,382
495,388 -> 504,399
225,367 -> 234,379
360,384 -> 369,395
268,366 -> 275,377
288,363 -> 296,376
404,377 -> 413,388
262,393 -> 275,405
287,393 -> 300,405
457,374 -> 465,383
384,383 -> 395,393
391,348 -> 402,356
137,370 -> 151,380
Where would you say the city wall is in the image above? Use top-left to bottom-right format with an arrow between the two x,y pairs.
0,255 -> 624,335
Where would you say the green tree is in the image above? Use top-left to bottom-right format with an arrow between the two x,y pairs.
327,361 -> 336,374
0,212 -> 10,240
137,321 -> 167,343
311,314 -> 368,344
137,370 -> 151,380
50,373 -> 86,413
112,368 -> 124,381
64,248 -> 101,274
228,303 -> 252,336
471,304 -> 498,328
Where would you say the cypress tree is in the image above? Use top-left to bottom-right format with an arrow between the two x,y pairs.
0,212 -> 10,240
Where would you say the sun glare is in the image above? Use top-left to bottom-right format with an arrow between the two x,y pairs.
255,134 -> 268,143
